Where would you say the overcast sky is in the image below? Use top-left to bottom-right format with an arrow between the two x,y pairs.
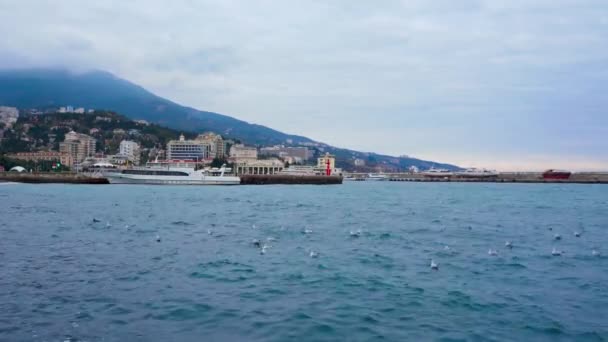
1,0 -> 607,170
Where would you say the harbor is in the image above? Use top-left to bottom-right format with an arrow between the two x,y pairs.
0,171 -> 109,184
2,170 -> 608,185
345,171 -> 608,184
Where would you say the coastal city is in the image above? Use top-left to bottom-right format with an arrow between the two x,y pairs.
3,2 -> 608,341
0,105 -> 345,184
1,105 -> 607,185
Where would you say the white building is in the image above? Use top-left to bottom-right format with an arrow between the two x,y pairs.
259,146 -> 311,160
0,106 -> 19,128
166,134 -> 212,161
74,107 -> 85,114
230,144 -> 258,160
235,158 -> 284,175
119,140 -> 141,165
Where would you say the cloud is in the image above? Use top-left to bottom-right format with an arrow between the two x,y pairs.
0,0 -> 607,169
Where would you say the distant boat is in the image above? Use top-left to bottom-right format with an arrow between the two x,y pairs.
422,167 -> 453,178
455,168 -> 498,178
366,173 -> 389,181
104,164 -> 240,185
543,169 -> 571,180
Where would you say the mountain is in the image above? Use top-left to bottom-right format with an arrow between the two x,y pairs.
0,68 -> 312,146
0,68 -> 459,171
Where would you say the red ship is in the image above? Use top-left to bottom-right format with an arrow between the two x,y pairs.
542,169 -> 571,180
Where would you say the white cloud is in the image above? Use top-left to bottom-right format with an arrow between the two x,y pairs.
0,0 -> 607,169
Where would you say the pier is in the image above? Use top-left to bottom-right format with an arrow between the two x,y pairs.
240,174 -> 343,185
0,172 -> 109,184
346,172 -> 608,184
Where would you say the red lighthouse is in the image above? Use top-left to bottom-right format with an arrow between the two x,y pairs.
326,157 -> 331,176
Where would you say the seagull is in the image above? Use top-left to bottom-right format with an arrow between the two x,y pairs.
554,234 -> 561,240
551,247 -> 562,256
592,249 -> 600,256
430,259 -> 439,270
488,249 -> 498,256
260,244 -> 268,255
505,241 -> 513,249
106,222 -> 112,228
349,230 -> 362,238
252,239 -> 261,248
574,231 -> 581,237
302,229 -> 313,234
207,229 -> 213,235
92,218 -> 101,223
156,235 -> 161,242
444,245 -> 450,251
309,250 -> 319,258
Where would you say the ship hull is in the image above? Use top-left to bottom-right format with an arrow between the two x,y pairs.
105,173 -> 240,185
543,174 -> 571,180
542,170 -> 572,180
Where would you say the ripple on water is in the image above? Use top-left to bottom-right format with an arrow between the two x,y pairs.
151,304 -> 214,321
1,183 -> 608,341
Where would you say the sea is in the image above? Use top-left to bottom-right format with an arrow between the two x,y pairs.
1,182 -> 607,342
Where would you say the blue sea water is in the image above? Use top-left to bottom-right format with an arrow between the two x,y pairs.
0,182 -> 607,342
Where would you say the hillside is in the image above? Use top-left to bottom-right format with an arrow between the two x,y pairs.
0,68 -> 459,171
0,69 -> 313,146
0,111 -> 188,164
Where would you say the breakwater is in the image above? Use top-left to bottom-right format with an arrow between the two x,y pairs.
346,172 -> 608,184
0,172 -> 109,184
240,174 -> 343,185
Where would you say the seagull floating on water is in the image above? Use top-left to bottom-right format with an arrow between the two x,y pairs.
574,231 -> 581,237
505,241 -> 513,249
302,229 -> 313,234
444,245 -> 450,251
430,259 -> 439,270
309,250 -> 319,258
92,218 -> 101,223
488,249 -> 498,256
554,234 -> 561,240
252,239 -> 261,248
592,249 -> 600,256
551,247 -> 562,256
156,235 -> 161,242
106,222 -> 112,228
349,230 -> 362,238
207,229 -> 213,235
260,244 -> 268,255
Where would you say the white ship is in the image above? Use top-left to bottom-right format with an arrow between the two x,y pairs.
104,165 -> 240,185
421,167 -> 453,177
454,168 -> 499,178
366,173 -> 389,181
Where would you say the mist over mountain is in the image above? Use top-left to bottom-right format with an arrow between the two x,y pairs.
0,68 -> 458,170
